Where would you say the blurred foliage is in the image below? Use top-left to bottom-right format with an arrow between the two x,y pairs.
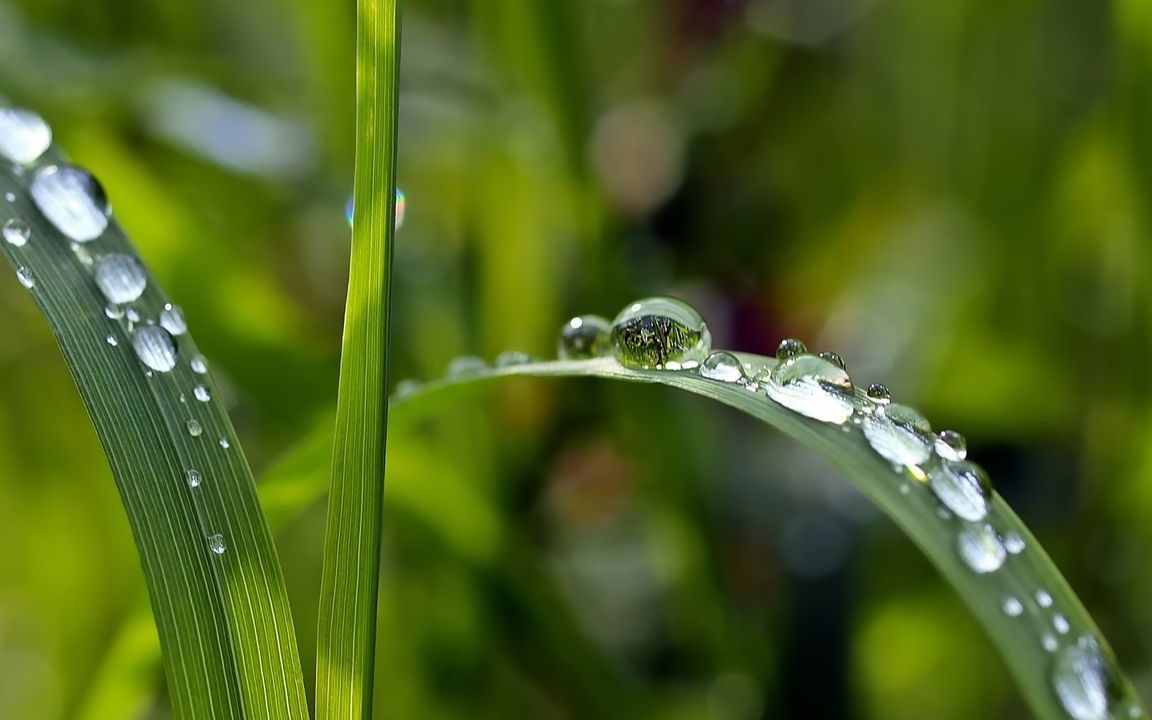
1,0 -> 1151,717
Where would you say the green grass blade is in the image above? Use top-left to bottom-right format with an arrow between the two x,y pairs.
0,156 -> 308,716
314,0 -> 401,716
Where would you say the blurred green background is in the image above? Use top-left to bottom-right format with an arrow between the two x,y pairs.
2,0 -> 1151,717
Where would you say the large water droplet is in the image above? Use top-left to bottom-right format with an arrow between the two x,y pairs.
818,351 -> 845,370
495,350 -> 532,368
934,429 -> 967,461
611,297 -> 711,370
929,459 -> 993,522
447,355 -> 487,378
133,326 -> 177,373
16,266 -> 34,289
956,523 -> 1006,573
0,108 -> 51,164
776,338 -> 807,360
188,469 -> 202,488
94,254 -> 147,304
193,384 -> 210,402
160,304 -> 187,335
1052,637 -> 1122,720
700,351 -> 746,383
559,314 -> 613,360
3,218 -> 30,247
862,403 -> 933,468
765,354 -> 855,424
208,533 -> 227,555
30,165 -> 111,242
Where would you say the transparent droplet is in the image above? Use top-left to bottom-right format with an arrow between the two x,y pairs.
1004,532 -> 1025,554
94,254 -> 147,304
15,266 -> 34,289
934,429 -> 967,461
1003,596 -> 1023,617
699,351 -> 746,383
611,297 -> 711,370
219,438 -> 231,449
393,378 -> 421,400
1044,634 -> 1060,652
866,383 -> 892,405
105,303 -> 124,320
765,353 -> 855,424
1129,705 -> 1143,718
159,304 -> 188,335
187,469 -> 202,488
132,326 -> 177,373
4,192 -> 14,202
186,419 -> 202,437
1052,637 -> 1122,720
190,355 -> 208,374
956,524 -> 1006,573
862,403 -> 933,468
447,355 -> 487,378
817,351 -> 845,370
126,308 -> 140,325
3,218 -> 30,247
1055,614 -> 1071,635
345,188 -> 406,229
776,338 -> 807,360
559,314 -> 613,360
106,334 -> 118,347
30,165 -> 111,242
0,108 -> 52,164
193,384 -> 210,402
208,533 -> 227,555
929,459 -> 993,522
495,350 -> 532,368
1037,589 -> 1054,608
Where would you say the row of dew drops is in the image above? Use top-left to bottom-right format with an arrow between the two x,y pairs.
412,296 -> 1140,720
2,108 -> 234,558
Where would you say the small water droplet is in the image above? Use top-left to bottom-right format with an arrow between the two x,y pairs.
1129,705 -> 1143,718
126,308 -> 140,325
104,303 -> 124,320
1044,634 -> 1060,652
494,350 -> 532,368
345,189 -> 406,229
393,378 -> 421,400
934,429 -> 967,461
190,355 -> 208,374
187,419 -> 202,437
866,383 -> 892,405
699,351 -> 746,383
611,297 -> 711,370
219,438 -> 230,449
1055,614 -> 1071,635
765,353 -> 855,424
159,304 -> 187,335
0,108 -> 52,164
447,355 -> 487,378
94,254 -> 147,304
956,523 -> 1006,573
1004,532 -> 1025,554
900,483 -> 911,494
862,403 -> 933,468
188,469 -> 202,488
4,192 -> 14,202
15,266 -> 34,289
132,326 -> 177,373
1037,590 -> 1054,608
817,351 -> 845,370
776,338 -> 807,360
559,314 -> 613,360
929,459 -> 993,522
30,164 -> 111,242
1052,636 -> 1122,720
3,218 -> 30,247
193,384 -> 210,402
106,334 -> 118,347
1003,596 -> 1023,617
179,393 -> 187,403
208,533 -> 227,555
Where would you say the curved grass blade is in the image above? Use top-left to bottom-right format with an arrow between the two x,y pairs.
314,0 -> 402,716
0,144 -> 307,716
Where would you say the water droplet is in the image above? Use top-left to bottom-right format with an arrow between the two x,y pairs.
559,314 -> 613,360
393,378 -> 421,400
1055,614 -> 1071,635
1004,532 -> 1025,554
765,353 -> 855,424
1044,634 -> 1060,652
94,254 -> 147,304
193,384 -> 210,402
1129,705 -> 1143,718
4,192 -> 14,202
0,108 -> 51,163
132,326 -> 177,373
208,533 -> 227,555
776,338 -> 807,360
1037,590 -> 1054,608
699,351 -> 746,383
106,334 -> 118,347
862,403 -> 933,468
188,469 -> 202,488
1052,637 -> 1122,720
346,189 -> 406,229
186,419 -> 202,437
611,297 -> 711,370
104,303 -> 124,320
934,429 -> 967,461
929,459 -> 992,522
447,355 -> 487,378
160,304 -> 187,335
866,383 -> 892,405
126,308 -> 140,325
190,355 -> 208,374
30,165 -> 111,242
817,351 -> 845,370
3,218 -> 30,247
219,438 -> 230,449
495,350 -> 532,368
1003,596 -> 1023,617
15,266 -> 34,289
956,524 -> 1006,573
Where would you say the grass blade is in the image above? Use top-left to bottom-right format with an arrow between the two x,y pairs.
0,152 -> 307,715
314,0 -> 402,716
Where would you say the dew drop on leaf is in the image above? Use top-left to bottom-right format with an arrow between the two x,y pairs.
187,469 -> 201,488
29,164 -> 111,242
611,296 -> 711,370
94,254 -> 147,304
190,355 -> 208,374
699,351 -> 746,383
1052,637 -> 1122,720
0,108 -> 51,164
16,266 -> 34,289
160,304 -> 187,335
866,383 -> 891,405
3,218 -> 30,247
186,419 -> 202,437
765,353 -> 855,424
132,326 -> 177,373
775,338 -> 807,360
929,459 -> 992,522
934,429 -> 967,461
494,350 -> 532,368
193,384 -> 210,402
446,355 -> 487,378
558,314 -> 613,360
1003,596 -> 1023,617
956,523 -> 1006,574
862,403 -> 933,468
208,533 -> 227,555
